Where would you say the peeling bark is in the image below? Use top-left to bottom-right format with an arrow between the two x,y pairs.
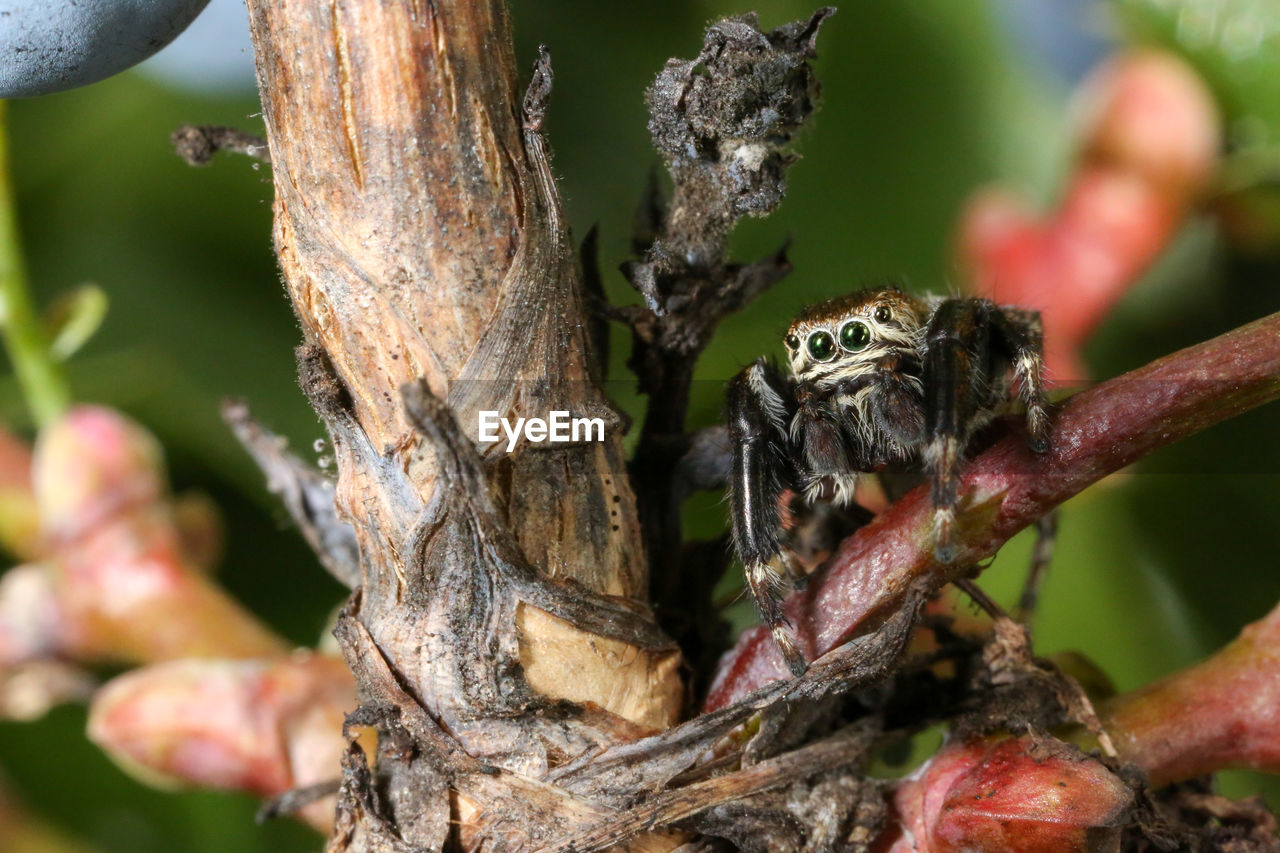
245,0 -> 682,847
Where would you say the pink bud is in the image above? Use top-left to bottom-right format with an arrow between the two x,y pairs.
0,659 -> 94,721
885,736 -> 1132,852
24,406 -> 284,664
54,518 -> 285,661
959,49 -> 1221,382
1077,51 -> 1219,200
0,564 -> 63,664
88,653 -> 354,831
33,407 -> 165,543
964,167 -> 1179,382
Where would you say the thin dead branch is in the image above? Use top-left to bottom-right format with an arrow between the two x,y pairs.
223,399 -> 360,589
171,124 -> 270,165
535,723 -> 878,853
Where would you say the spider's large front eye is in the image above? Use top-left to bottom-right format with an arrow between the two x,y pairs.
806,330 -> 836,362
839,320 -> 872,352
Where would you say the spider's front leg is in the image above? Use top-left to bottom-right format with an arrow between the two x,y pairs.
922,299 -> 1051,562
727,358 -> 808,676
990,306 -> 1051,453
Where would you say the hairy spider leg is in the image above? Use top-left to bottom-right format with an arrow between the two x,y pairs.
727,359 -> 808,676
921,299 -> 999,563
923,299 -> 1051,562
990,306 -> 1051,453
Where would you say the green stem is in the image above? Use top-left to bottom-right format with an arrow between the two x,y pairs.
0,101 -> 69,428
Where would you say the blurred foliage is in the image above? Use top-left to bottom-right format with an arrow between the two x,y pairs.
1116,0 -> 1280,248
1116,0 -> 1280,160
0,0 -> 1278,850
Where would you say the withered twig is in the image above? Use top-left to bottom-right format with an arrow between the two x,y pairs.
222,399 -> 361,589
708,312 -> 1280,708
1016,511 -> 1059,625
979,616 -> 1118,758
548,588 -> 925,804
535,723 -> 877,853
171,124 -> 270,166
256,778 -> 341,823
621,8 -> 832,666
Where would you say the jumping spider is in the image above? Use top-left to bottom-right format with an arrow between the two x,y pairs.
727,285 -> 1050,675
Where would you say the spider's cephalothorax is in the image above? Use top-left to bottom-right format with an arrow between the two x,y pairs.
727,286 -> 1049,675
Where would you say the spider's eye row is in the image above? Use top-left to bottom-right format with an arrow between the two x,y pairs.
874,305 -> 891,323
806,330 -> 836,362
839,320 -> 872,352
785,333 -> 800,351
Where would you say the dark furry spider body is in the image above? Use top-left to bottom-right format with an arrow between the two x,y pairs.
727,286 -> 1049,675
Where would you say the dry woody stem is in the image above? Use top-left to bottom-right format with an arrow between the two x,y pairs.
234,0 -> 1280,850
246,0 -> 681,848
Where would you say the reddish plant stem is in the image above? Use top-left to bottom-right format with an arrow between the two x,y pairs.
707,312 -> 1280,710
1100,598 -> 1280,787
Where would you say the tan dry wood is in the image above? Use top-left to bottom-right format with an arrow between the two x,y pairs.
245,0 -> 683,847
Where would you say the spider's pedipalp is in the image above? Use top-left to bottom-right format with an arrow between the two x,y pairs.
865,357 -> 926,457
830,472 -> 859,508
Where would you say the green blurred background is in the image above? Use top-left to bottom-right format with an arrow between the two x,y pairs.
2,0 -> 1279,850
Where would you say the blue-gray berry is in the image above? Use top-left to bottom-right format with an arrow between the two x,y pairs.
0,0 -> 212,98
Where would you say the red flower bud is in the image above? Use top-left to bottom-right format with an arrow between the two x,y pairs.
884,736 -> 1132,852
88,653 -> 355,832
